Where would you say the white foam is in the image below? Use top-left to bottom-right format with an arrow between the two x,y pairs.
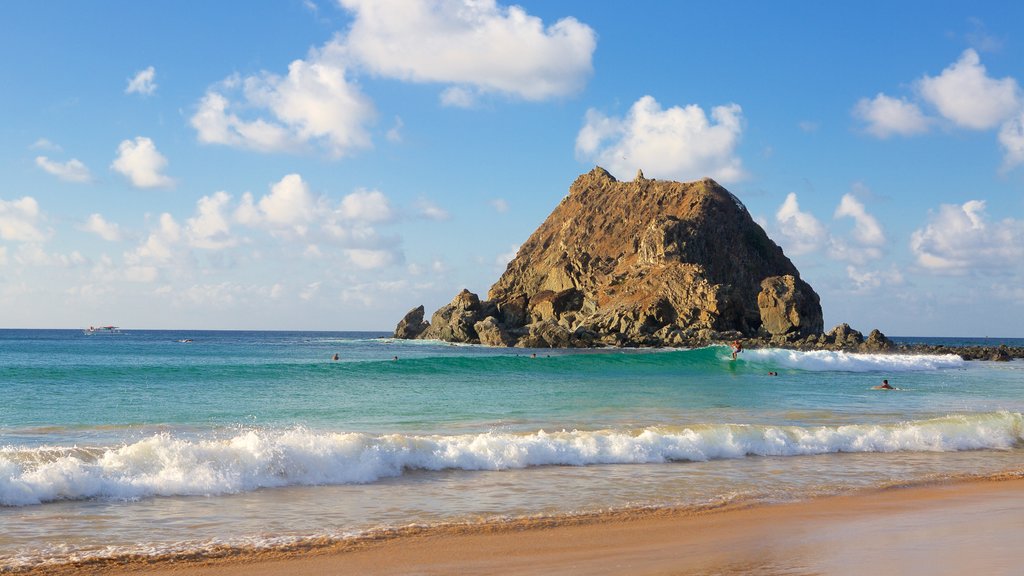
742,348 -> 965,372
1,412 -> 1020,506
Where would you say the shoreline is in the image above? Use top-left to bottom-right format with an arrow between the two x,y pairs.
15,472 -> 1024,576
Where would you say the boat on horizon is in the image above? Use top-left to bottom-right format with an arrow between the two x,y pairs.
83,325 -> 123,335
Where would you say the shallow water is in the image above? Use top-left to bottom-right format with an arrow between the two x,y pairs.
1,330 -> 1022,568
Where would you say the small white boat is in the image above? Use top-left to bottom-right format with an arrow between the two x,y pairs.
84,325 -> 122,335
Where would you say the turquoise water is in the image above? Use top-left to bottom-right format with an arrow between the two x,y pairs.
1,330 -> 1023,568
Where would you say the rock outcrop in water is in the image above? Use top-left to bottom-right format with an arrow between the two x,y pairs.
396,167 -> 825,348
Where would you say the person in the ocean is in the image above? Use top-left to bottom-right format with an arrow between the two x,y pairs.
731,340 -> 743,360
873,379 -> 893,390
332,353 -> 339,361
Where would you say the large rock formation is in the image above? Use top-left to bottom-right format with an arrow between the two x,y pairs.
395,167 -> 824,347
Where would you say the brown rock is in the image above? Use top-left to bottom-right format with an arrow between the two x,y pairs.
393,305 -> 429,339
396,168 -> 823,346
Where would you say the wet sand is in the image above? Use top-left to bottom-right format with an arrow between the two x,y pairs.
23,477 -> 1024,576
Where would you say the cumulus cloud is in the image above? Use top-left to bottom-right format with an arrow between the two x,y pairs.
125,66 -> 157,96
845,265 -> 904,293
854,93 -> 930,138
236,174 -> 320,235
30,138 -> 61,152
187,191 -> 237,249
338,188 -> 393,222
0,197 -> 48,242
191,1 -> 594,155
830,193 -> 886,264
918,49 -> 1020,130
576,96 -> 744,183
834,193 -> 885,245
490,198 -> 509,213
910,200 -> 1024,273
80,213 -> 122,241
774,193 -> 827,256
339,0 -> 595,102
191,48 -> 375,157
111,137 -> 174,188
35,156 -> 92,183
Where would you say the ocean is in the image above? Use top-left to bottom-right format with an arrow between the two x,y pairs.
1,329 -> 1023,569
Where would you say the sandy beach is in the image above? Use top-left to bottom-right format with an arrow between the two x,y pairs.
20,476 -> 1021,576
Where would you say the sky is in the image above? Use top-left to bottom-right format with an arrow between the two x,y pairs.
2,1 -> 1024,336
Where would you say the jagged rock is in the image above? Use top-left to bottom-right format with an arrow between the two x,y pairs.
862,329 -> 894,352
827,323 -> 864,348
394,305 -> 429,339
395,168 -> 823,347
474,316 -> 515,347
419,289 -> 485,343
991,345 -> 1012,362
757,275 -> 823,337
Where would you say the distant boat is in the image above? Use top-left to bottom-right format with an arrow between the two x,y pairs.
84,325 -> 122,335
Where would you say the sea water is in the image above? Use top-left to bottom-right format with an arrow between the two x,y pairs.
1,330 -> 1022,568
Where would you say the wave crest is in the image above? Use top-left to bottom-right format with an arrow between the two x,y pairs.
2,412 -> 1020,506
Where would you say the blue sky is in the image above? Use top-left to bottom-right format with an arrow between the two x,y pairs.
2,1 -> 1023,335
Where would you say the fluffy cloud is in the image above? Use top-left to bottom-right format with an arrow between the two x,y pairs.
774,193 -> 826,256
80,213 -> 122,241
35,156 -> 92,183
187,191 -> 237,249
845,265 -> 904,293
0,197 -> 48,242
830,193 -> 886,263
236,173 -> 320,234
918,49 -> 1020,130
338,189 -> 393,222
192,1 -> 594,155
125,66 -> 157,96
126,213 -> 182,266
576,96 -> 744,183
339,0 -> 595,102
854,94 -> 930,138
111,137 -> 174,188
911,200 -> 1024,273
191,52 -> 375,157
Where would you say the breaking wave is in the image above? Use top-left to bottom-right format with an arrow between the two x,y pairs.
2,411 -> 1019,506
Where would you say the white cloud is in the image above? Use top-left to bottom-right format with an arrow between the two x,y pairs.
834,193 -> 885,246
0,197 -> 48,242
490,198 -> 509,213
339,0 -> 595,102
80,213 -> 122,241
416,199 -> 449,221
125,66 -> 157,96
998,110 -> 1024,171
854,93 -> 930,138
126,212 -> 182,266
35,156 -> 92,183
345,248 -> 398,269
187,191 -> 237,249
576,96 -> 744,183
845,265 -> 904,293
111,137 -> 174,188
910,200 -> 1024,273
338,188 -> 393,222
300,281 -> 321,300
14,244 -> 86,268
440,86 -> 476,108
774,193 -> 827,256
30,138 -> 61,152
192,47 -> 375,157
918,49 -> 1020,130
236,174 -> 320,234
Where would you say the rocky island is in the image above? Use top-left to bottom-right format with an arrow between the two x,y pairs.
395,168 -> 1022,361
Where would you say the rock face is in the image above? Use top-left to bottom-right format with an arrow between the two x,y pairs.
396,167 -> 824,347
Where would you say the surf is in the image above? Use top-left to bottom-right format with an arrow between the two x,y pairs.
2,411 -> 1020,507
